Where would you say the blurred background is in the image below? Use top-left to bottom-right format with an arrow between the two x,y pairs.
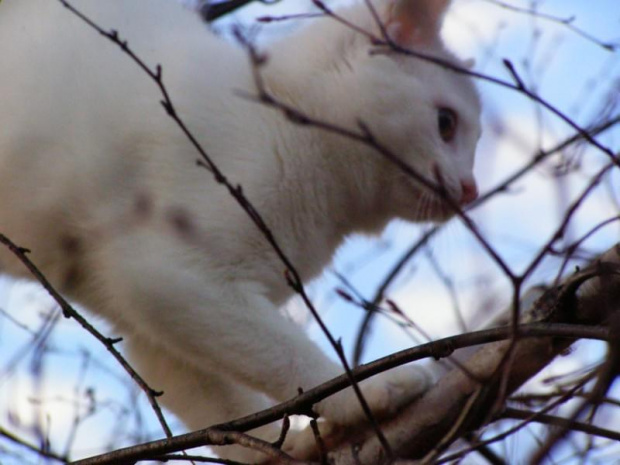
0,0 -> 618,463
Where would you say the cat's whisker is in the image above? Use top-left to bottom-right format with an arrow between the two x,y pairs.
0,0 -> 480,462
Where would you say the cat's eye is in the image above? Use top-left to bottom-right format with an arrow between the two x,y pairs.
437,108 -> 457,142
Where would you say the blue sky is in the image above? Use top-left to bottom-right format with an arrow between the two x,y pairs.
0,0 -> 618,463
306,0 -> 619,356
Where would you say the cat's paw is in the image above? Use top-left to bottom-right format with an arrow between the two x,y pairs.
316,364 -> 433,426
280,421 -> 335,460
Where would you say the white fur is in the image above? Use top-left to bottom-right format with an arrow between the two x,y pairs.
0,0 -> 480,460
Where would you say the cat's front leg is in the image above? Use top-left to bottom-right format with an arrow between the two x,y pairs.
95,230 -> 347,406
97,231 -> 432,455
280,365 -> 433,461
124,335 -> 285,463
315,363 -> 434,427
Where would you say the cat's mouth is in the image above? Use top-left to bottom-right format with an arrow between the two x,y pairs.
412,191 -> 461,223
416,175 -> 478,223
426,200 -> 458,222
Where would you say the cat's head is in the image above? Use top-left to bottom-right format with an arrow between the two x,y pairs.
269,0 -> 481,226
354,36 -> 482,223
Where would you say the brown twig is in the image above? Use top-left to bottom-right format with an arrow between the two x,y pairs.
0,233 -> 174,439
69,321 -> 611,465
482,0 -> 619,51
327,244 -> 620,464
313,0 -> 619,165
75,429 -> 310,465
352,227 -> 439,366
0,426 -> 67,463
502,406 -> 620,442
57,0 -> 394,458
16,1 -> 618,463
435,370 -> 596,463
530,310 -> 620,464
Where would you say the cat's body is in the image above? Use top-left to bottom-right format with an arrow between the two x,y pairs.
0,0 -> 480,460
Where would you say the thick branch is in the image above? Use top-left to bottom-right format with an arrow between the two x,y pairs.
322,243 -> 620,464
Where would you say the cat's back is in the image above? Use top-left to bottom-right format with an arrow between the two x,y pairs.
0,0 -> 251,207
0,0 -> 254,286
0,0 -> 244,129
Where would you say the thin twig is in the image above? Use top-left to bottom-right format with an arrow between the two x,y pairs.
57,0 -> 394,458
482,0 -> 619,51
0,426 -> 67,463
502,407 -> 620,442
435,371 -> 596,464
0,233 -> 174,439
315,2 -> 618,165
70,322 -> 611,465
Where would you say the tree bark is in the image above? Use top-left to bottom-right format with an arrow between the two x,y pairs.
323,243 -> 620,464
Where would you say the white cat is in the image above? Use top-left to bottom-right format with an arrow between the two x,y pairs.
0,0 -> 480,461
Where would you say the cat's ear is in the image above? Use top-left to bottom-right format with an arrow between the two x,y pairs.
384,0 -> 451,47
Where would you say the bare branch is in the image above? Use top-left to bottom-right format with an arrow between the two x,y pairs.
482,0 -> 620,51
0,426 -> 67,463
73,429 -> 312,465
324,244 -> 620,464
0,233 -> 174,439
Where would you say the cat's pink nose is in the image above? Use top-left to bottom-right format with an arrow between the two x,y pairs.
460,180 -> 478,206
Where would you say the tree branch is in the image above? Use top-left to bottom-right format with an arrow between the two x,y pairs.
321,243 -> 620,464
